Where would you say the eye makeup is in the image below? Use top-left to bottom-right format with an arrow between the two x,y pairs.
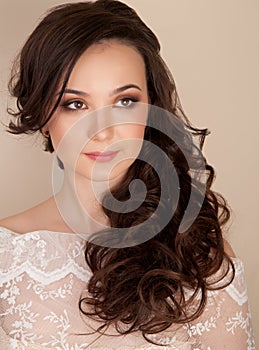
60,95 -> 140,112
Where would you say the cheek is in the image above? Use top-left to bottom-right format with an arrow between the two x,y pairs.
122,125 -> 146,139
49,129 -> 64,151
117,125 -> 146,161
48,120 -> 73,150
119,125 -> 146,154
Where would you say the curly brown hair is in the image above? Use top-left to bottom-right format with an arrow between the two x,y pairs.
6,0 -> 234,346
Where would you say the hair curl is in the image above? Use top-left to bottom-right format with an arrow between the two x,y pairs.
6,0 -> 234,346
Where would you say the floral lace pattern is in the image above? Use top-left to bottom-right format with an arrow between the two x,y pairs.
0,227 -> 255,350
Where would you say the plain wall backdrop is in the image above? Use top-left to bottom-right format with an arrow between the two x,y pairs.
0,0 -> 258,344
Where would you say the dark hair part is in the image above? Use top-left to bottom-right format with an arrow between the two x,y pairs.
7,0 -> 234,345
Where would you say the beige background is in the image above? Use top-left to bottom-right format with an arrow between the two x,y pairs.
0,0 -> 258,344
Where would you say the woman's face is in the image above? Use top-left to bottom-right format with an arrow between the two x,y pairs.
47,39 -> 149,182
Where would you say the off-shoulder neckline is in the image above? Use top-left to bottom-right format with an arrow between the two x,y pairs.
0,225 -> 82,237
0,225 -> 243,263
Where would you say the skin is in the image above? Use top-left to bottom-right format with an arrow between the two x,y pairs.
0,39 -> 150,233
0,39 -> 236,257
48,39 -> 149,182
48,39 -> 149,233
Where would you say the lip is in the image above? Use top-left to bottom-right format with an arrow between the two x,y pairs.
84,151 -> 119,162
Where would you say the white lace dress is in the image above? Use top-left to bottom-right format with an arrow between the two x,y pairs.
0,227 -> 255,350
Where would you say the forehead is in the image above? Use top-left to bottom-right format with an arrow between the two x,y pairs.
67,40 -> 146,87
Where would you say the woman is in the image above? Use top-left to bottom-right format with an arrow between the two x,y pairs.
0,0 -> 255,349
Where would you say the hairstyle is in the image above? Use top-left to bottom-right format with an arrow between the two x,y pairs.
7,0 -> 234,345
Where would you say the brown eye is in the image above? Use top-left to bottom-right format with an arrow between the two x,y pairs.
62,100 -> 87,110
121,98 -> 131,107
115,97 -> 139,108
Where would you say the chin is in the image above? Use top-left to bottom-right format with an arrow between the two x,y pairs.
75,158 -> 133,182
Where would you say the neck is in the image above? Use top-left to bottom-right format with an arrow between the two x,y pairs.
54,168 -> 120,236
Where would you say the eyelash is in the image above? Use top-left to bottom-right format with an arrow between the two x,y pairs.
60,96 -> 139,112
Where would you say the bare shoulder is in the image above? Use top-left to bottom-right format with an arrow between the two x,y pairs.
0,208 -> 43,234
0,197 -> 58,234
223,239 -> 236,258
0,214 -> 25,233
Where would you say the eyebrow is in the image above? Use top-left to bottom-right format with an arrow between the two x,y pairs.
60,84 -> 142,97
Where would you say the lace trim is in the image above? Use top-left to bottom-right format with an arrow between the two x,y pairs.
0,227 -> 254,350
0,226 -> 248,305
225,260 -> 248,306
0,261 -> 90,285
0,228 -> 91,285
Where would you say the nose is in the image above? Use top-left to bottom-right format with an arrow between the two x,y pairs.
87,107 -> 115,142
91,125 -> 115,141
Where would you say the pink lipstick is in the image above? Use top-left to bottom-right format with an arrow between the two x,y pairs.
84,151 -> 119,162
